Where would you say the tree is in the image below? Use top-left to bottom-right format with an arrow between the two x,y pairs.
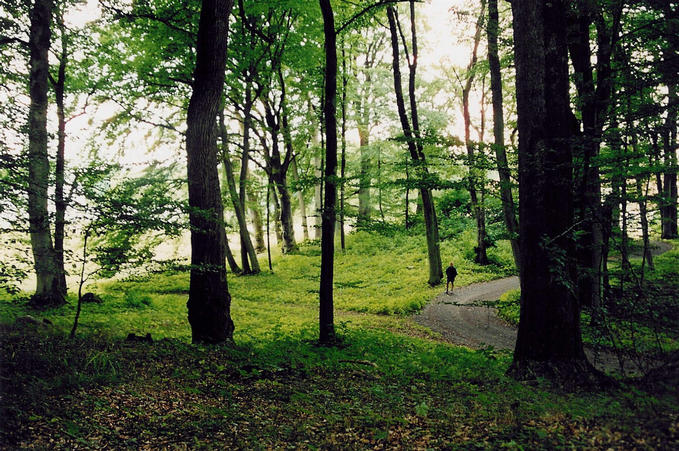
318,0 -> 338,344
487,0 -> 520,271
508,0 -> 603,384
386,3 -> 443,286
460,0 -> 489,265
27,0 -> 65,307
185,0 -> 235,344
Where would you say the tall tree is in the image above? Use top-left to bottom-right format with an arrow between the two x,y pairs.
461,0 -> 489,265
387,3 -> 443,286
319,0 -> 337,344
27,0 -> 64,307
487,0 -> 520,271
185,0 -> 235,344
508,0 -> 602,384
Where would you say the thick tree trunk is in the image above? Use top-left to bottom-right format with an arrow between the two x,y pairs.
567,1 -> 620,309
185,0 -> 235,344
387,4 -> 442,286
319,0 -> 337,344
27,0 -> 64,307
508,0 -> 602,385
219,111 -> 259,274
487,0 -> 520,271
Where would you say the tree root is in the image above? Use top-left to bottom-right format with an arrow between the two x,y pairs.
507,358 -> 617,390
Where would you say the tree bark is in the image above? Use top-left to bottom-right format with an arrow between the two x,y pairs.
51,7 -> 69,296
487,0 -> 520,271
185,0 -> 235,344
247,186 -> 267,252
508,0 -> 602,385
289,156 -> 309,241
462,0 -> 489,266
219,111 -> 259,274
387,4 -> 442,286
319,0 -> 337,344
27,0 -> 64,307
264,102 -> 297,254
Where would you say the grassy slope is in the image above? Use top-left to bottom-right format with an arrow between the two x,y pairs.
1,232 -> 678,449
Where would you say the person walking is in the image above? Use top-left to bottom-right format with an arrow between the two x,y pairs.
445,261 -> 457,295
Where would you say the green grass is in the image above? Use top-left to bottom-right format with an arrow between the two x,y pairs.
1,232 -> 678,448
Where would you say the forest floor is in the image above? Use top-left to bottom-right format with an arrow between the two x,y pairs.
1,236 -> 678,448
415,240 -> 676,376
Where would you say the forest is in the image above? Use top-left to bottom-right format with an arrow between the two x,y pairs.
1,0 -> 678,448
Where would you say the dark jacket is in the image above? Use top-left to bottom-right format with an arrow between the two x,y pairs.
446,265 -> 457,280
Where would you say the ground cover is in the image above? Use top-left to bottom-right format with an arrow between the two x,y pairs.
1,233 -> 677,449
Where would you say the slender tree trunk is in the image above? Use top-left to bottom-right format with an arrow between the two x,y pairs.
239,82 -> 254,268
219,111 -> 259,274
462,0 -> 489,265
319,0 -> 338,344
636,177 -> 654,270
508,0 -> 602,384
662,83 -> 678,238
387,4 -> 442,285
185,0 -> 235,344
487,0 -> 520,271
270,178 -> 284,244
223,230 -> 241,274
27,0 -> 64,307
340,43 -> 347,251
313,130 -> 323,240
289,157 -> 309,241
247,186 -> 267,252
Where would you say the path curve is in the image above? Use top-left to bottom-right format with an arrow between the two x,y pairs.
414,241 -> 674,374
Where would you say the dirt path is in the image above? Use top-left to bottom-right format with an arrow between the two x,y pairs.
414,241 -> 674,374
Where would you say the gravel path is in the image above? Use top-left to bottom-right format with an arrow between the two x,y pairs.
414,239 -> 674,374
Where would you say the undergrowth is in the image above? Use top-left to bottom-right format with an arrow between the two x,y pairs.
1,232 -> 678,448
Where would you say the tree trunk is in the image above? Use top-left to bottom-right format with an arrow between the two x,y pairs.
52,9 -> 69,297
462,0 -> 489,266
247,186 -> 267,252
185,0 -> 235,344
636,177 -> 654,271
508,0 -> 602,385
289,157 -> 309,241
387,4 -> 442,286
27,0 -> 64,307
340,43 -> 347,251
219,111 -> 259,274
223,230 -> 241,274
319,0 -> 338,345
487,0 -> 520,271
662,83 -> 678,239
239,83 -> 254,269
264,104 -> 297,254
313,130 -> 323,240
